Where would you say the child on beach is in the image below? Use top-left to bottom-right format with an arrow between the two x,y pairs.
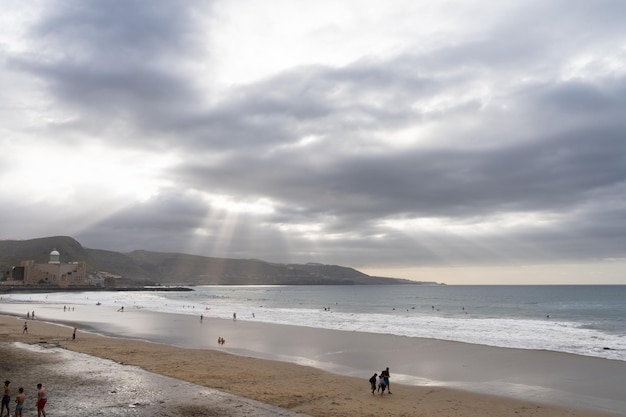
369,373 -> 377,395
378,374 -> 387,396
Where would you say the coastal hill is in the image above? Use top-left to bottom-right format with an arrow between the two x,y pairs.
0,236 -> 437,286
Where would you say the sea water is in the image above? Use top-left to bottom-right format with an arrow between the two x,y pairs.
4,285 -> 626,362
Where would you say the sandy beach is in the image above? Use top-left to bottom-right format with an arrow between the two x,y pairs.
1,310 -> 623,417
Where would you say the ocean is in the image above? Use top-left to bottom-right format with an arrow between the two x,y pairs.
4,284 -> 625,362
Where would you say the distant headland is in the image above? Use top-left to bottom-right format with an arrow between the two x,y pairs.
1,236 -> 443,288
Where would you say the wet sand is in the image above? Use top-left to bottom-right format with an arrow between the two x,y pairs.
0,341 -> 310,417
1,310 -> 624,417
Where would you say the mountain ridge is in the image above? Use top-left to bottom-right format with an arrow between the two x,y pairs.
0,236 -> 440,286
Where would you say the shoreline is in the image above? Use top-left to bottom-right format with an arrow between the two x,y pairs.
0,285 -> 193,293
1,309 -> 625,416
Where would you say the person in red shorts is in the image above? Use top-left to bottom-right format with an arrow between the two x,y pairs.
36,384 -> 46,417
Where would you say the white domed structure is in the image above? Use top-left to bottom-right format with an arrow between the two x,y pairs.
11,247 -> 89,288
49,249 -> 61,264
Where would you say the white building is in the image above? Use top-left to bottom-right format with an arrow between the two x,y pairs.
18,249 -> 88,287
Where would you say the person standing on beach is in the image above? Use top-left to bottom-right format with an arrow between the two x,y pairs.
1,380 -> 10,417
14,388 -> 24,417
368,373 -> 377,395
381,367 -> 391,394
22,322 -> 28,334
36,384 -> 46,417
72,327 -> 76,341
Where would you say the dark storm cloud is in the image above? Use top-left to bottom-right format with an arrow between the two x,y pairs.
75,190 -> 211,253
8,0 -> 208,144
74,190 -> 297,260
98,191 -> 210,231
165,62 -> 438,152
170,65 -> 626,213
536,79 -> 626,116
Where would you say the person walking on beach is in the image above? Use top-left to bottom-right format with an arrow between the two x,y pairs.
36,384 -> 47,417
381,367 -> 391,394
72,327 -> 76,341
378,374 -> 387,396
14,388 -> 24,417
1,381 -> 10,417
368,373 -> 377,395
22,322 -> 28,334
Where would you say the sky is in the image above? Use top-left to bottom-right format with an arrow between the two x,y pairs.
1,0 -> 626,285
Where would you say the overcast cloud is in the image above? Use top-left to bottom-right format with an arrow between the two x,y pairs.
1,0 -> 625,284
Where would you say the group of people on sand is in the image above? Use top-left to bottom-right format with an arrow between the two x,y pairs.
1,381 -> 47,417
369,367 -> 392,396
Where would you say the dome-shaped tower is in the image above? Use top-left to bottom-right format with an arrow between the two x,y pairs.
49,249 -> 61,264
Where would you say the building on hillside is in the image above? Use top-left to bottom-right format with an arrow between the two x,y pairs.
9,249 -> 88,288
